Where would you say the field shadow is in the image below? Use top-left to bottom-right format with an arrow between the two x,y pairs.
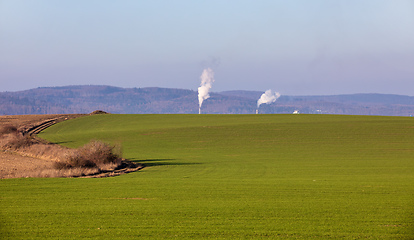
129,158 -> 200,167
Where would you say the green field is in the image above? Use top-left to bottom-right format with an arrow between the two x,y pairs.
1,114 -> 414,239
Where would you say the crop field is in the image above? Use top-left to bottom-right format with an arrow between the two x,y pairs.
1,114 -> 414,239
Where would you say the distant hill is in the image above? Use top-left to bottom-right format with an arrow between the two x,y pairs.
1,85 -> 414,116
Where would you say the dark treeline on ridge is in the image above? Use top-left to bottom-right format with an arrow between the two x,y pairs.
2,85 -> 414,116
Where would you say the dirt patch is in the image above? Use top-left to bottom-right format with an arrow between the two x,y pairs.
0,151 -> 55,178
0,113 -> 143,179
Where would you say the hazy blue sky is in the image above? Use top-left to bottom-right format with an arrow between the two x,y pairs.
1,0 -> 413,95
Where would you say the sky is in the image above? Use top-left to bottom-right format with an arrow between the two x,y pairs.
1,0 -> 413,95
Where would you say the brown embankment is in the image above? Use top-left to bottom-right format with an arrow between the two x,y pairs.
0,113 -> 143,179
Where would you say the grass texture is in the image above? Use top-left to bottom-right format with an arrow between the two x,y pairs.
1,114 -> 414,239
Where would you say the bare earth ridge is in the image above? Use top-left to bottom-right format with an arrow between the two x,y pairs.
0,113 -> 143,179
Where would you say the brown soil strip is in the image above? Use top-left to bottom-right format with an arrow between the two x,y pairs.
78,161 -> 144,178
0,151 -> 55,179
0,114 -> 85,134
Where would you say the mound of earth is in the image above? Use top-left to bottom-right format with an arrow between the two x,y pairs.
90,110 -> 109,115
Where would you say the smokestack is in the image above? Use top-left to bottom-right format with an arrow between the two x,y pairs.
257,89 -> 281,112
198,68 -> 215,114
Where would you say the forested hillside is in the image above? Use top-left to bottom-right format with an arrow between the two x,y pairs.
1,85 -> 414,116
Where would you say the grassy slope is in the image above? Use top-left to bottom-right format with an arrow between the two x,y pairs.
1,114 -> 414,239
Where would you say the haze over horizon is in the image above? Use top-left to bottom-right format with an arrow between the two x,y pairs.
1,1 -> 413,96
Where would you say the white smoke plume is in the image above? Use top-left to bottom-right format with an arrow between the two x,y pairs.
198,68 -> 215,113
257,89 -> 281,108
